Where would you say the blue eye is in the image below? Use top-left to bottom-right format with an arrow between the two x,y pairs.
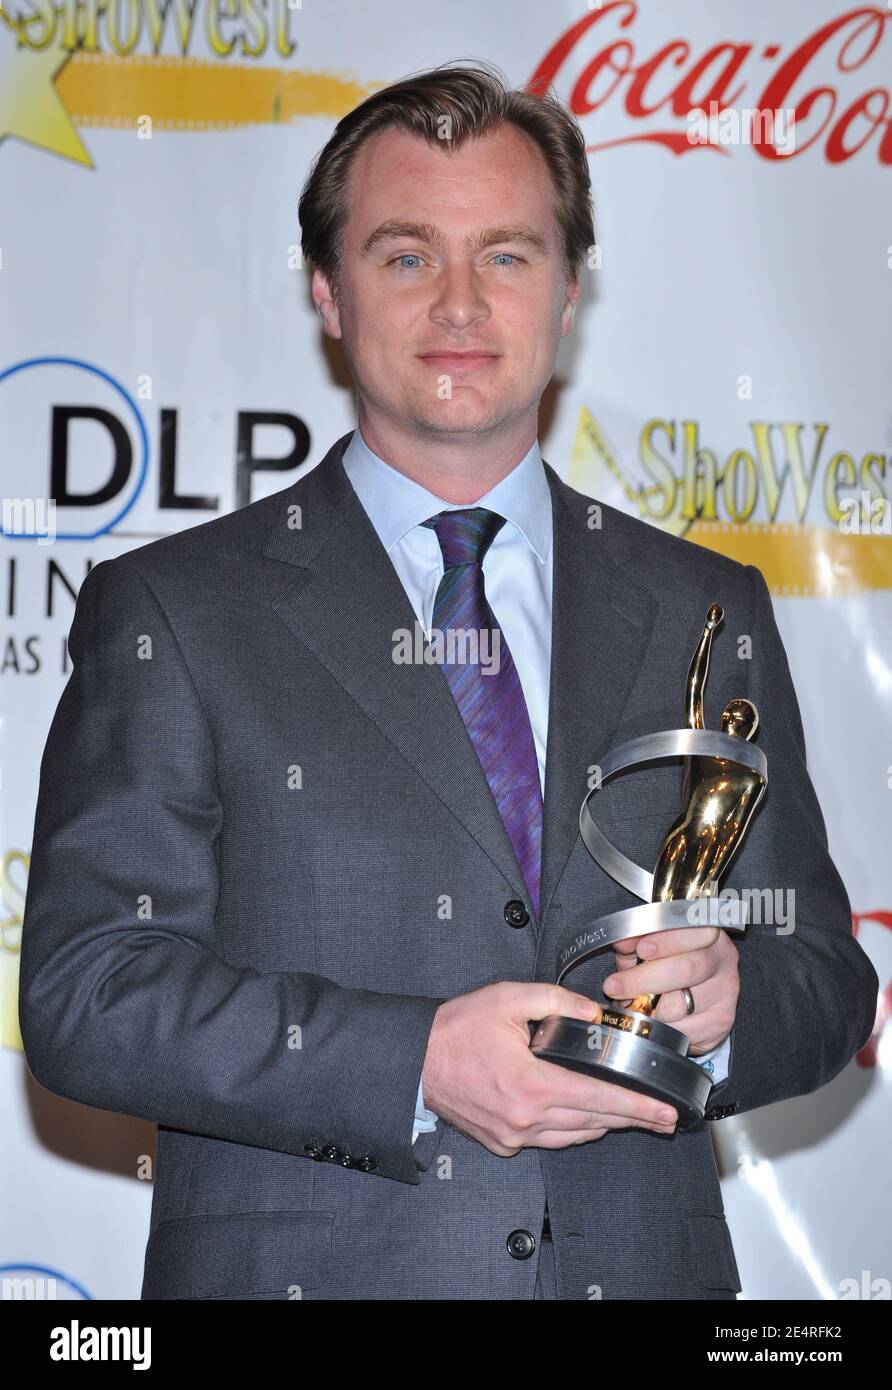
389,252 -> 522,270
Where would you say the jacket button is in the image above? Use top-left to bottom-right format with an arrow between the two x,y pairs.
507,1229 -> 536,1260
357,1155 -> 378,1173
321,1143 -> 341,1161
504,900 -> 530,929
339,1151 -> 354,1168
304,1143 -> 322,1160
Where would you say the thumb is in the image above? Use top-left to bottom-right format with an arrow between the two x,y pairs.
502,981 -> 603,1023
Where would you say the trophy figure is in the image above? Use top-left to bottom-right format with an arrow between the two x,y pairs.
530,604 -> 768,1128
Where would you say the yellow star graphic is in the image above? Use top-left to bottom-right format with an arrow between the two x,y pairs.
0,2 -> 93,166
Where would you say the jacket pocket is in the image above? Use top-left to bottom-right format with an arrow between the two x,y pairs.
686,1212 -> 742,1292
141,1209 -> 335,1299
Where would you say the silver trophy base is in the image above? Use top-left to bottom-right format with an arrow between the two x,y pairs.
530,1013 -> 713,1129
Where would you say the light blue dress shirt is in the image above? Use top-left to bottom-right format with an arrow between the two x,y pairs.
340,427 -> 730,1141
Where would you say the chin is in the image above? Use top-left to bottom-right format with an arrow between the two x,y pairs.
412,410 -> 505,437
404,392 -> 510,433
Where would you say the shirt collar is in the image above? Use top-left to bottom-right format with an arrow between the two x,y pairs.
341,426 -> 551,563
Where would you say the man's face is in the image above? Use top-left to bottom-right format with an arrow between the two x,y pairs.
313,123 -> 579,442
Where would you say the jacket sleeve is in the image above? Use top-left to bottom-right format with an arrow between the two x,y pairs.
706,563 -> 878,1116
18,556 -> 446,1185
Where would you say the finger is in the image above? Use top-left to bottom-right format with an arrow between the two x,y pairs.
547,1075 -> 679,1126
656,1002 -> 733,1055
600,1110 -> 677,1133
532,1115 -> 676,1148
636,926 -> 720,958
534,1129 -> 608,1148
504,981 -> 603,1026
535,1106 -> 677,1135
602,947 -> 717,1001
530,1059 -> 679,1125
653,982 -> 718,1024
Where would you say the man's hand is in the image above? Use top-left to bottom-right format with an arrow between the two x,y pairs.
421,982 -> 679,1156
608,926 -> 739,1055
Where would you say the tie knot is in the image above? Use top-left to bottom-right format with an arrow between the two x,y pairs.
422,507 -> 505,570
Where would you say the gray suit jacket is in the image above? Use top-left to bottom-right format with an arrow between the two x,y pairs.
19,431 -> 878,1300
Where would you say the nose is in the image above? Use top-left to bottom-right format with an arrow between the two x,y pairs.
428,260 -> 491,333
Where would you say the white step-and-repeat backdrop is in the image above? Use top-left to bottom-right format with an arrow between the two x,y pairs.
1,0 -> 889,1299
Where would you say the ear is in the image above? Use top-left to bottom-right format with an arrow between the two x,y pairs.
561,276 -> 580,337
312,267 -> 342,339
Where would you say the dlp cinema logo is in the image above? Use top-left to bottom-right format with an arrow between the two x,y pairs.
0,357 -> 149,542
0,355 -> 313,541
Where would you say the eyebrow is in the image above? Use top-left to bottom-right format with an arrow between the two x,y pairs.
360,220 -> 549,258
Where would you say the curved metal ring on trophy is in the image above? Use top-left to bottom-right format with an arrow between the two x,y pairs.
530,603 -> 768,1128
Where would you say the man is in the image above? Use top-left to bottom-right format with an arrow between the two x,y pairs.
20,63 -> 877,1300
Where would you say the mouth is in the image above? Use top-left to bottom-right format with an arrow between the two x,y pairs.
417,352 -> 501,371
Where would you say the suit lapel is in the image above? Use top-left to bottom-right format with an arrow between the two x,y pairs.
262,433 -> 529,908
537,463 -> 659,932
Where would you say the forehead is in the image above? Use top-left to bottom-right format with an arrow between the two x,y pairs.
342,123 -> 558,241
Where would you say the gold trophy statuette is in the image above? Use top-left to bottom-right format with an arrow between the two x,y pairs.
530,604 -> 768,1127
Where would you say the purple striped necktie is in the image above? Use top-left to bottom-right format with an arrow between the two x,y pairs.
422,507 -> 543,924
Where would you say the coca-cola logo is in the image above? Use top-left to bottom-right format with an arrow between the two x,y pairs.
529,1 -> 892,164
